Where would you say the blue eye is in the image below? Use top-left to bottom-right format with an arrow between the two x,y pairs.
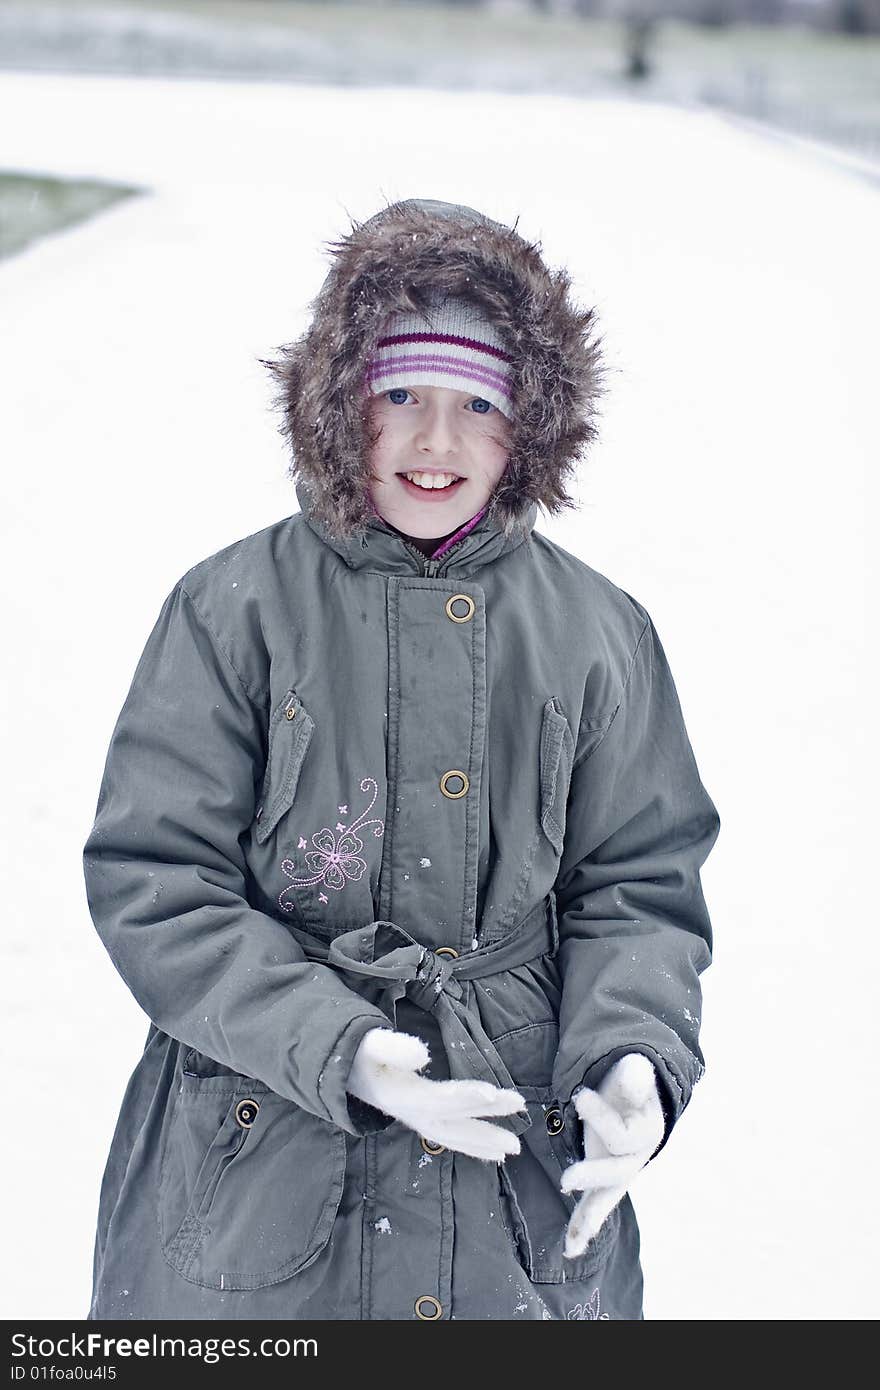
386,388 -> 413,405
468,398 -> 493,414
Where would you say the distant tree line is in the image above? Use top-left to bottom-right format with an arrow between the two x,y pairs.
428,0 -> 880,37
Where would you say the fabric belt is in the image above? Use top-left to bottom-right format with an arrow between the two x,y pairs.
284,892 -> 559,1138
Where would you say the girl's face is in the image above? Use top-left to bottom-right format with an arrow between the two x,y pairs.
365,384 -> 512,539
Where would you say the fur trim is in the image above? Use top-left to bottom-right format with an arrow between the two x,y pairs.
260,197 -> 606,542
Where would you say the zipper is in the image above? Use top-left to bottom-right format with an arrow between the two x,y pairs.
428,531 -> 472,575
399,533 -> 472,578
398,537 -> 441,577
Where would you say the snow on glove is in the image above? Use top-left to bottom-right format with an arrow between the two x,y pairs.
346,1027 -> 526,1162
560,1053 -> 666,1259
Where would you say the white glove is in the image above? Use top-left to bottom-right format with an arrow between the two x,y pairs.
347,1027 -> 526,1162
560,1053 -> 666,1259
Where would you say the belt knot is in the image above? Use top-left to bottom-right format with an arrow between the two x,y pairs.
408,948 -> 462,1012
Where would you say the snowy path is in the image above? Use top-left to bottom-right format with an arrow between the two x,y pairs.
1,71 -> 875,1320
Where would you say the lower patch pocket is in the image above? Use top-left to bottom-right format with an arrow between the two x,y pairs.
157,1049 -> 345,1291
491,1023 -> 620,1285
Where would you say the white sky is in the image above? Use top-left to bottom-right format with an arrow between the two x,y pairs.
1,70 -> 876,1321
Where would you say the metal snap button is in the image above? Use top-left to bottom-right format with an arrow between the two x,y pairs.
445,593 -> 475,623
414,1294 -> 443,1320
545,1105 -> 564,1136
439,770 -> 469,798
285,706 -> 296,721
420,1136 -> 446,1155
235,1098 -> 260,1128
434,946 -> 458,959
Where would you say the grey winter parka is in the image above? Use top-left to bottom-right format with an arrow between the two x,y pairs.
83,199 -> 720,1322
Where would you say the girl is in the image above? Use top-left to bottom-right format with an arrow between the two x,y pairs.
83,197 -> 720,1321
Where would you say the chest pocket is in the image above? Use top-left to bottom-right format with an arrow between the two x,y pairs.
254,688 -> 315,845
539,698 -> 575,856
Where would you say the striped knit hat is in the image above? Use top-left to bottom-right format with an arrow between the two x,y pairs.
364,291 -> 514,419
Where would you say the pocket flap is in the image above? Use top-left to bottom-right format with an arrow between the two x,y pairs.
254,689 -> 315,845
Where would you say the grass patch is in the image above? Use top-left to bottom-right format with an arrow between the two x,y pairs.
0,171 -> 140,261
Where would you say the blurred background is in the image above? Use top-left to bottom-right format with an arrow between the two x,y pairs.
3,0 -> 880,260
1,0 -> 876,1324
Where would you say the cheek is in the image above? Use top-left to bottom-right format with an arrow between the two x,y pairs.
366,411 -> 405,454
365,416 -> 411,481
476,432 -> 511,484
363,414 -> 392,465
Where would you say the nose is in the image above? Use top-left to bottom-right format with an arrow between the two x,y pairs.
415,400 -> 461,458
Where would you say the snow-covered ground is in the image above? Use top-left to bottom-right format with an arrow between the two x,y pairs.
1,71 -> 875,1321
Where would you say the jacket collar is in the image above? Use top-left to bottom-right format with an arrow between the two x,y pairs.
295,477 -> 537,578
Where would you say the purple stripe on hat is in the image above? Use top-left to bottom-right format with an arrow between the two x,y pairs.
366,355 -> 513,398
377,332 -> 513,363
431,504 -> 490,559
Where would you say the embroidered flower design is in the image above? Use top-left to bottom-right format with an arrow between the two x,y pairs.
278,777 -> 385,909
566,1288 -> 610,1320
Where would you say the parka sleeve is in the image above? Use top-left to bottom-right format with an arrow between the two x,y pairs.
551,608 -> 721,1156
82,580 -> 394,1138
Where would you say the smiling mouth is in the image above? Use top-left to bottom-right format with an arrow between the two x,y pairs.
397,472 -> 465,495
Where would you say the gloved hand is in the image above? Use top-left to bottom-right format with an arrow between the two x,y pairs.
347,1027 -> 526,1162
560,1053 -> 666,1259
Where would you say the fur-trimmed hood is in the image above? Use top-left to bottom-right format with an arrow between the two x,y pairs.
262,197 -> 605,542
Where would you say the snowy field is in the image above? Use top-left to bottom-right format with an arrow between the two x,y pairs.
1,70 -> 875,1321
